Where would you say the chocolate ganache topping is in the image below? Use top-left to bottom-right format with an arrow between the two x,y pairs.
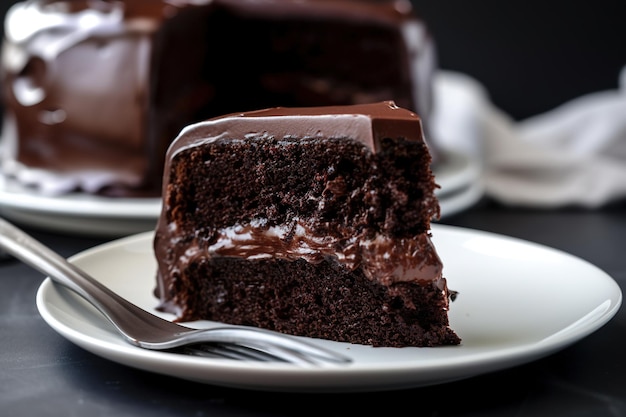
168,100 -> 427,156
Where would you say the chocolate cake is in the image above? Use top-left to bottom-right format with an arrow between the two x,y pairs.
153,101 -> 460,348
0,0 -> 437,197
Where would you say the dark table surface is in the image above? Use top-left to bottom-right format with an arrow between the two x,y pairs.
1,197 -> 624,417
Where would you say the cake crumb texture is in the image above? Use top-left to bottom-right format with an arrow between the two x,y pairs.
155,121 -> 459,347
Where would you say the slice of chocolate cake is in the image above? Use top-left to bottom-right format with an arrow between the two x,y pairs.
153,101 -> 460,347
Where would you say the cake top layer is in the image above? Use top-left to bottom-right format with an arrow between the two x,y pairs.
169,100 -> 426,158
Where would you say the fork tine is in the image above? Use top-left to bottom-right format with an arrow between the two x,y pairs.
175,345 -> 229,360
209,344 -> 282,362
179,343 -> 284,362
232,343 -> 321,365
181,327 -> 351,365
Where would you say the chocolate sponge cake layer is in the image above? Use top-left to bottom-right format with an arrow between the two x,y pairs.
154,101 -> 460,347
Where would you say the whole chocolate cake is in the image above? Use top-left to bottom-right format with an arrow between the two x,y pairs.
153,101 -> 460,348
0,0 -> 436,197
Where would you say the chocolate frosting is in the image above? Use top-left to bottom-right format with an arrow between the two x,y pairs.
159,221 -> 443,291
168,101 -> 425,158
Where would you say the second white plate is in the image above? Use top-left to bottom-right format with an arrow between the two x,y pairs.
0,174 -> 161,236
36,225 -> 621,392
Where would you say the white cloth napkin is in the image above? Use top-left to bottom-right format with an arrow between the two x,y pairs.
431,68 -> 626,208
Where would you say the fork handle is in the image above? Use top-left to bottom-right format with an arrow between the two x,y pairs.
0,217 -> 144,332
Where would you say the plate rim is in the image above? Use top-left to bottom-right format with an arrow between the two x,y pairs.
0,173 -> 161,218
35,225 -> 622,392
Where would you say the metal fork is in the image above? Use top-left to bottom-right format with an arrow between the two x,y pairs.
0,217 -> 351,366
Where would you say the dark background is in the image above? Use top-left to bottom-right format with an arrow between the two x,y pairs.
0,0 -> 624,121
412,0 -> 625,120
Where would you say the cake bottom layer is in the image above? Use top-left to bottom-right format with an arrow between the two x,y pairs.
157,257 -> 461,348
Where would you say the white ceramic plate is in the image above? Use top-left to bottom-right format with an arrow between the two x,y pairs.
36,224 -> 621,393
0,174 -> 161,237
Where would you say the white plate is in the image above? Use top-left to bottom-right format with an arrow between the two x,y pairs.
36,225 -> 621,393
0,174 -> 161,237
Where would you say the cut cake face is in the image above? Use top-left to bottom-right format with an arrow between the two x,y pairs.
153,101 -> 460,347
